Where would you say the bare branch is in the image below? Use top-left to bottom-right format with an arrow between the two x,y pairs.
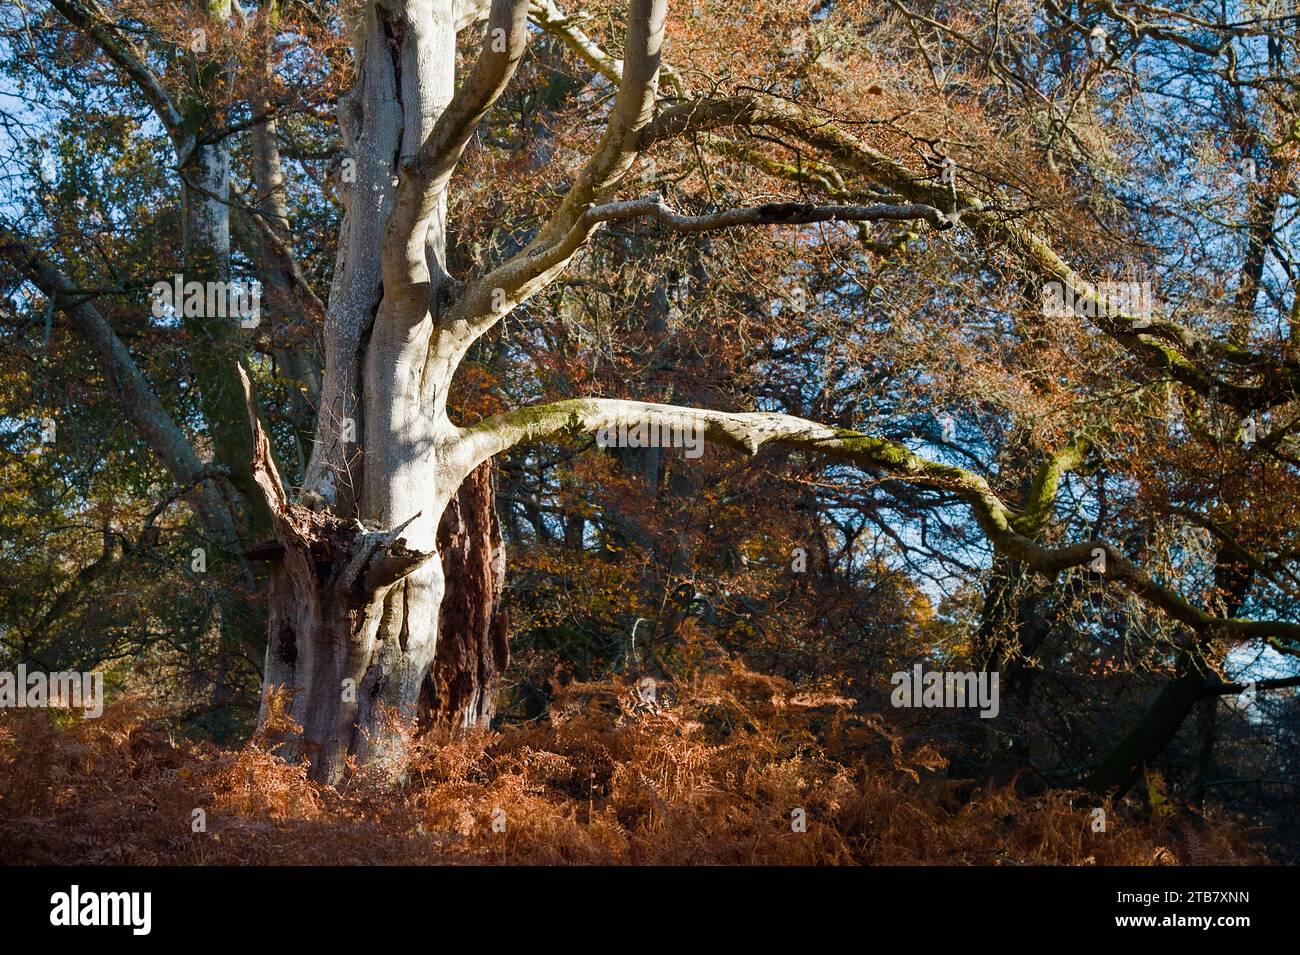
237,363 -> 289,516
584,194 -> 949,232
528,0 -> 622,84
528,0 -> 685,95
435,0 -> 667,359
48,0 -> 188,150
1204,675 -> 1300,698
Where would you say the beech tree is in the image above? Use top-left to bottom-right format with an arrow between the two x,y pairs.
3,0 -> 1299,790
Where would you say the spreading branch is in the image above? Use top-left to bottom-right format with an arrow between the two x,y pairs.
48,0 -> 188,151
583,195 -> 949,232
453,397 -> 1300,647
637,92 -> 1300,413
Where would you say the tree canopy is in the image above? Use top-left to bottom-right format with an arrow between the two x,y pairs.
1,0 -> 1298,864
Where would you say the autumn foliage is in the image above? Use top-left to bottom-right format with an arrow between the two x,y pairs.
3,0 -> 1300,867
0,661 -> 1262,865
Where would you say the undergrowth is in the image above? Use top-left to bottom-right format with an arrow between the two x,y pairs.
0,662 -> 1262,865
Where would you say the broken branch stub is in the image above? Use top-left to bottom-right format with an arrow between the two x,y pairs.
237,365 -> 434,599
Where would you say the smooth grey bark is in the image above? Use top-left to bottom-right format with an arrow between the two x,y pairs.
257,0 -> 532,781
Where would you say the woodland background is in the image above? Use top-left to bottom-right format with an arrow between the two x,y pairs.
1,0 -> 1298,864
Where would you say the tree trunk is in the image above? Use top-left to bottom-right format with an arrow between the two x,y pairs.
1084,545 -> 1252,796
254,0 -> 492,782
246,0 -> 660,782
250,382 -> 448,783
178,2 -> 274,727
427,460 -> 508,730
255,455 -> 507,780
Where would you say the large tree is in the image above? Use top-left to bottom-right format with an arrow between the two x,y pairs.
3,0 -> 1299,788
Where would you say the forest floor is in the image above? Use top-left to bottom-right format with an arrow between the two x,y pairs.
0,663 -> 1264,865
